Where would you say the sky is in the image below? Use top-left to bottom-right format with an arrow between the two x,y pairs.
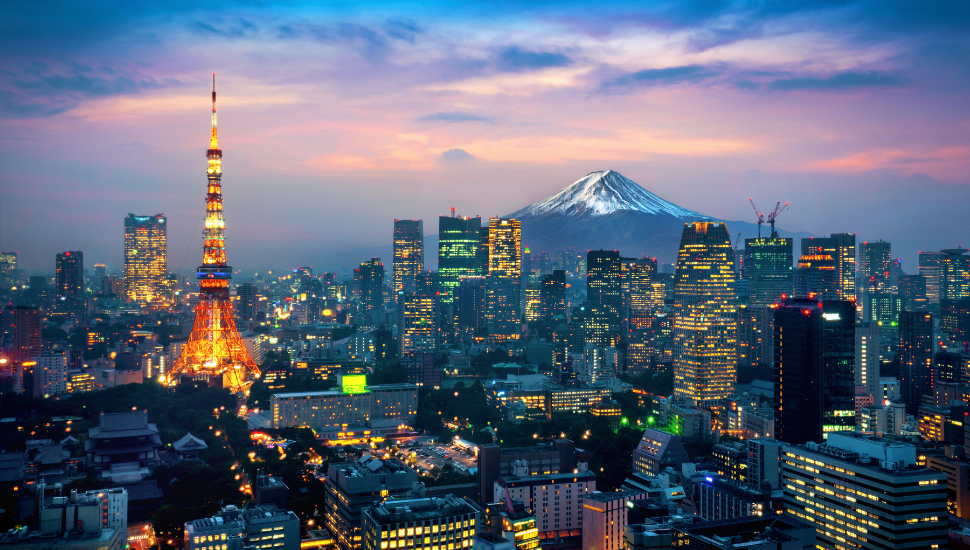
2,0 -> 969,276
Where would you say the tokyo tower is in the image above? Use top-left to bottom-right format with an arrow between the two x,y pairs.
169,74 -> 260,394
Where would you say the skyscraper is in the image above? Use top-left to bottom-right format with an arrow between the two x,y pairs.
355,258 -> 385,325
540,270 -> 566,319
743,236 -> 793,305
170,75 -> 260,394
737,304 -> 772,367
237,282 -> 257,321
586,250 -> 621,343
124,213 -> 168,303
940,248 -> 970,301
859,240 -> 891,292
794,246 -> 838,300
7,305 -> 42,361
486,218 -> 522,341
801,233 -> 855,300
55,251 -> 83,301
454,276 -> 486,342
898,311 -> 934,413
898,274 -> 928,312
437,213 -> 481,304
855,322 -> 880,399
477,226 -> 490,276
624,257 -> 657,315
672,222 -> 738,406
392,220 -> 424,293
0,252 -> 16,289
919,250 -> 945,306
772,298 -> 855,444
398,292 -> 436,358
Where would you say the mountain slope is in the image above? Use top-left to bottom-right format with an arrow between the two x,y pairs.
506,170 -> 808,263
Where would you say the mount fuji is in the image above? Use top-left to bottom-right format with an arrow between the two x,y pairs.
506,170 -> 809,263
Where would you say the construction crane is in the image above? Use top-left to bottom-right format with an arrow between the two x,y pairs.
767,202 -> 789,236
749,199 -> 765,238
734,231 -> 742,250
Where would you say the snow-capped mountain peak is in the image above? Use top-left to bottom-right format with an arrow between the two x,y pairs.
510,170 -> 702,219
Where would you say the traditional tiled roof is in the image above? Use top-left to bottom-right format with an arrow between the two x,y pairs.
173,433 -> 208,452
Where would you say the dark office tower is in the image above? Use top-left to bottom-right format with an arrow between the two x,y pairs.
940,299 -> 970,341
898,274 -> 928,312
920,250 -> 945,306
354,258 -> 385,326
478,226 -> 490,276
0,252 -> 16,288
454,276 -> 486,342
124,213 -> 168,303
934,351 -> 963,386
487,218 -> 522,342
540,270 -> 566,319
624,257 -> 657,316
9,306 -> 42,361
522,245 -> 533,283
859,240 -> 892,287
55,251 -> 83,300
438,213 -> 481,305
570,302 -> 612,349
794,247 -> 838,300
237,282 -> 257,321
940,248 -> 970,301
672,222 -> 738,406
737,304 -> 772,367
587,250 -> 622,342
801,233 -> 855,300
899,311 -> 934,413
743,236 -> 793,305
772,298 -> 855,444
392,220 -> 424,293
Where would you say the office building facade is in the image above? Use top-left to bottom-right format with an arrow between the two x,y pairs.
438,214 -> 482,304
801,234 -> 855,300
898,311 -> 934,413
743,236 -> 793,306
124,213 -> 168,303
393,220 -> 424,294
55,250 -> 83,301
672,222 -> 739,406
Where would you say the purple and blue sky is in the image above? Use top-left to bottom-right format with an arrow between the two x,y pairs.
2,1 -> 969,275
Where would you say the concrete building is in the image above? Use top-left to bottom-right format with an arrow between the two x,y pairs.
324,455 -> 420,550
362,493 -> 482,550
670,516 -> 815,550
632,429 -> 690,476
493,462 -> 595,533
477,440 -> 575,504
581,491 -> 644,550
782,432 -> 947,549
924,447 -> 970,520
3,488 -> 127,550
241,504 -> 301,550
745,439 -> 784,492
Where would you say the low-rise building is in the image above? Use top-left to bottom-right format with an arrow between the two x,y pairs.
85,411 -> 162,483
632,429 -> 690,476
362,493 -> 482,550
670,515 -> 815,550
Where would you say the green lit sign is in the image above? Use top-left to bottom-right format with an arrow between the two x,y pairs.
341,374 -> 368,394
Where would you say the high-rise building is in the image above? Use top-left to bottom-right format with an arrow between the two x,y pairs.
523,285 -> 541,322
586,250 -> 622,343
782,432 -> 947,550
920,250 -> 945,306
55,250 -> 83,300
325,456 -> 419,550
487,218 -> 522,342
672,222 -> 738,406
539,270 -> 566,319
237,282 -> 257,321
124,213 -> 168,303
478,227 -> 490,277
355,259 -> 385,325
170,76 -> 260,394
855,322 -> 880,398
743,235 -> 793,306
398,292 -> 436,358
940,248 -> 970,301
801,233 -> 855,300
0,251 -> 16,289
35,349 -> 67,397
772,298 -> 855,444
940,298 -> 970,341
737,305 -> 772,367
438,213 -> 481,304
393,220 -> 424,293
623,256 -> 657,316
794,246 -> 838,300
570,302 -> 612,350
859,240 -> 892,289
7,305 -> 42,361
582,491 -> 644,550
898,311 -> 934,413
455,276 -> 486,342
898,274 -> 928,311
493,465 -> 595,534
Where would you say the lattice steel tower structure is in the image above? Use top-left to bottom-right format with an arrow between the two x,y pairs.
170,74 -> 260,394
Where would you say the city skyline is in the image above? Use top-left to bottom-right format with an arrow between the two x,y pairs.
2,2 -> 970,273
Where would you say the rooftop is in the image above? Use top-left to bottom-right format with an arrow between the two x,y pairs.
366,495 -> 479,525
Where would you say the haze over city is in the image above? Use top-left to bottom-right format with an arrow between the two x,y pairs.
2,1 -> 969,274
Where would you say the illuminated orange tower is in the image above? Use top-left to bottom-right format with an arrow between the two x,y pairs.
170,74 -> 260,394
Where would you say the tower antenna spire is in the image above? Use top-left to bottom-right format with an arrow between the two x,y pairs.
210,73 -> 218,149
